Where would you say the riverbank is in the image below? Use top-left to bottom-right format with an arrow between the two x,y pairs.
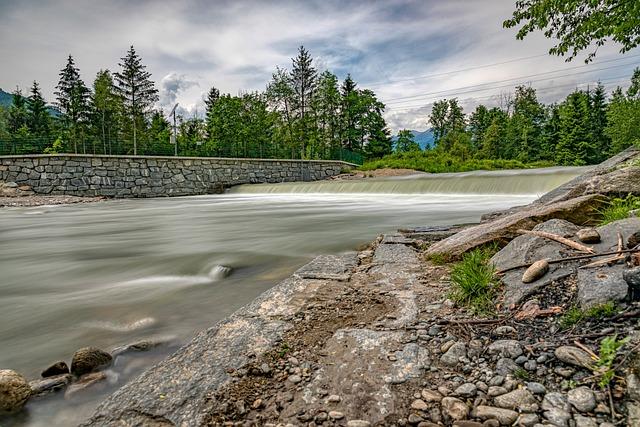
0,181 -> 104,207
71,148 -> 640,426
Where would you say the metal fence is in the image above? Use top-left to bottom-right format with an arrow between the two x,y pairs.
0,138 -> 364,165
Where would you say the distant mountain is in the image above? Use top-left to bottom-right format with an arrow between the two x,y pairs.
392,129 -> 435,150
0,87 -> 59,116
0,88 -> 12,108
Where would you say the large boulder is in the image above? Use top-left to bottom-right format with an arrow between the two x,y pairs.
71,347 -> 113,376
0,369 -> 31,414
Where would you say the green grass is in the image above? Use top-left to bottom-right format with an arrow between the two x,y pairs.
514,368 -> 530,380
360,151 -> 554,174
448,247 -> 498,313
426,253 -> 451,265
595,335 -> 629,389
559,302 -> 619,329
598,194 -> 640,225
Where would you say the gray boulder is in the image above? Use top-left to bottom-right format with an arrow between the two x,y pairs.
0,369 -> 31,414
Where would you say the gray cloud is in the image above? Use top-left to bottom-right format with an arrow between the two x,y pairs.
0,0 -> 637,133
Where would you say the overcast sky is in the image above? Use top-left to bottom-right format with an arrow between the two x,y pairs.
1,0 -> 638,132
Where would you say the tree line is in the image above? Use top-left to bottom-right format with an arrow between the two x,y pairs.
393,68 -> 640,166
0,46 -> 391,162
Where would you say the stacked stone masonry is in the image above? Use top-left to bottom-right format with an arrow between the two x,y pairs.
0,155 -> 351,197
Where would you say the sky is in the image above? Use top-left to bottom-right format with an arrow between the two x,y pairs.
0,0 -> 638,132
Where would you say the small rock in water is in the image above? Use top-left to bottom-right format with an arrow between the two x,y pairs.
577,228 -> 601,243
41,361 -> 69,378
71,347 -> 113,376
522,259 -> 549,283
0,370 -> 31,413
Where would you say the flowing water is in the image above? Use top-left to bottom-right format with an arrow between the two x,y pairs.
0,167 -> 584,426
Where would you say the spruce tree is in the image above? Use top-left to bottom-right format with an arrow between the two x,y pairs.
8,87 -> 28,134
589,83 -> 610,162
114,46 -> 159,155
341,74 -> 360,151
290,46 -> 317,156
204,86 -> 220,113
27,81 -> 50,138
54,55 -> 90,153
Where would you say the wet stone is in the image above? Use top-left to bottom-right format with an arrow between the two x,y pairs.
41,361 -> 69,378
0,370 -> 31,414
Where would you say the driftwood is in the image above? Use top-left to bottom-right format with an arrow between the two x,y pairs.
516,229 -> 595,254
495,248 -> 640,275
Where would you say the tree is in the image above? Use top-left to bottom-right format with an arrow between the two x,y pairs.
290,46 -> 317,156
589,83 -> 610,162
8,87 -> 28,134
429,99 -> 449,142
358,89 -> 392,158
395,129 -> 421,153
92,70 -> 121,154
26,81 -> 50,139
266,67 -> 296,155
504,0 -> 640,62
606,69 -> 640,152
204,86 -> 220,114
506,86 -> 545,161
54,55 -> 90,153
556,90 -> 592,165
341,74 -> 360,151
429,99 -> 466,150
114,46 -> 159,155
313,71 -> 341,157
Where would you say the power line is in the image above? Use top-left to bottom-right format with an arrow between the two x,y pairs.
382,53 -> 640,104
365,53 -> 549,88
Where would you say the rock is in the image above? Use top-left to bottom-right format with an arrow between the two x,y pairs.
488,340 -> 523,358
408,413 -> 424,424
329,411 -> 344,420
577,267 -> 628,308
482,420 -> 500,427
288,374 -> 302,384
526,382 -> 546,395
111,337 -> 173,357
554,346 -> 594,369
628,230 -> 640,249
347,421 -> 371,427
522,259 -> 549,283
542,392 -> 571,427
624,267 -> 640,299
411,399 -> 429,411
71,347 -> 113,376
472,405 -> 518,425
0,370 -> 31,413
440,342 -> 467,367
573,415 -> 598,427
577,228 -> 601,243
64,372 -> 107,399
452,422 -> 483,427
29,374 -> 72,397
493,388 -> 538,412
41,361 -> 69,378
441,397 -> 469,421
567,387 -> 596,413
494,326 -> 516,336
515,413 -> 539,426
488,386 -> 508,397
629,402 -> 640,427
495,358 -> 520,376
327,394 -> 342,403
628,373 -> 640,401
426,194 -> 606,259
454,383 -> 477,398
421,389 -> 443,402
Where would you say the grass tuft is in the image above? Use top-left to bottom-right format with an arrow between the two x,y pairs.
598,194 -> 640,225
448,247 -> 498,313
595,335 -> 629,389
559,302 -> 618,329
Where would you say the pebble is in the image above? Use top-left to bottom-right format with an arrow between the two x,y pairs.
628,373 -> 640,401
577,228 -> 601,243
287,374 -> 302,384
488,340 -> 523,358
489,375 -> 505,386
494,326 -> 516,336
542,392 -> 571,427
567,386 -> 596,413
488,386 -> 508,397
411,399 -> 429,411
573,415 -> 598,427
440,342 -> 467,366
329,411 -> 344,420
514,355 -> 528,365
408,413 -> 424,424
515,413 -> 539,427
421,389 -> 443,402
454,383 -> 477,398
472,405 -> 518,425
441,397 -> 469,421
554,346 -> 594,369
347,421 -> 371,427
526,382 -> 546,395
495,358 -> 520,376
493,388 -> 538,412
326,394 -> 341,403
437,385 -> 451,396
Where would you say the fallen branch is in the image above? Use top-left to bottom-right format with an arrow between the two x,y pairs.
580,231 -> 625,269
517,229 -> 595,254
495,248 -> 640,275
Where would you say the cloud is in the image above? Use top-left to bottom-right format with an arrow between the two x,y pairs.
0,0 -> 637,133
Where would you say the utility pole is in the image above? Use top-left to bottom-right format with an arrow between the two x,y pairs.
169,103 -> 178,156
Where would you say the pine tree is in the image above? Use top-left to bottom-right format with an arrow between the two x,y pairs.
27,81 -> 50,138
8,87 -> 28,134
341,74 -> 360,151
589,83 -> 610,162
114,46 -> 159,155
556,90 -> 591,165
204,86 -> 220,113
290,46 -> 317,157
54,55 -> 90,153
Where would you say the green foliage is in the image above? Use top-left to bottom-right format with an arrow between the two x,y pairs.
504,0 -> 640,62
559,302 -> 618,329
44,137 -> 64,154
449,248 -> 498,313
426,252 -> 451,266
395,129 -> 421,153
514,368 -> 530,380
598,194 -> 640,225
595,335 -> 629,388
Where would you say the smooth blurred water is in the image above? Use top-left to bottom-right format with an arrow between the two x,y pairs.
0,167 -> 582,426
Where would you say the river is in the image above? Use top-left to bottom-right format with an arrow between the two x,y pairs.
0,167 -> 584,426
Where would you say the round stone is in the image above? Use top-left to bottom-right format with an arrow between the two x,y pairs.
0,370 -> 31,413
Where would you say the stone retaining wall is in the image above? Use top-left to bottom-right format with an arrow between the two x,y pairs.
0,155 -> 353,197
